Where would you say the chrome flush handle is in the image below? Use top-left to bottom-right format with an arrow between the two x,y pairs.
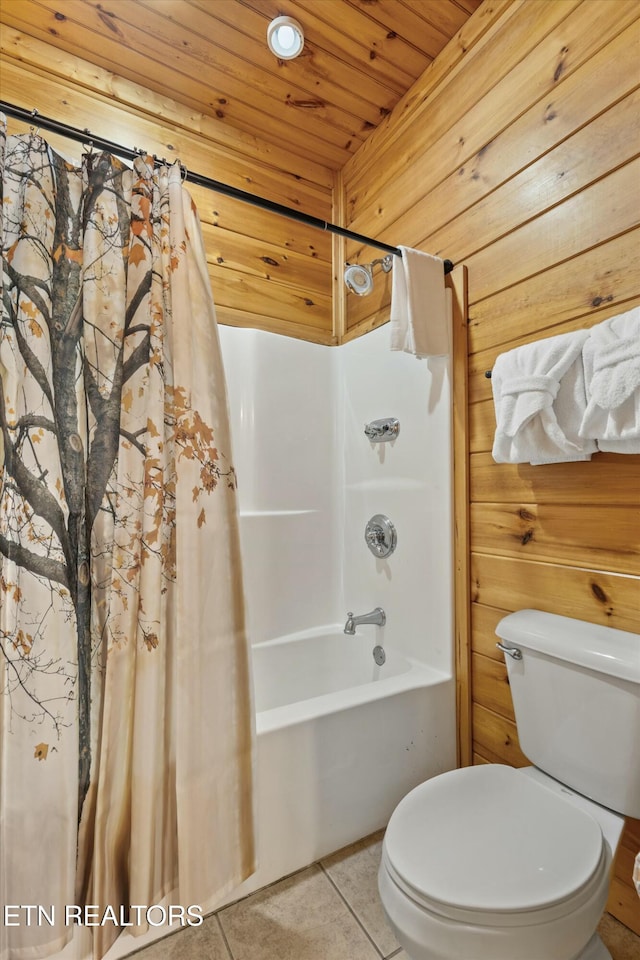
496,641 -> 523,660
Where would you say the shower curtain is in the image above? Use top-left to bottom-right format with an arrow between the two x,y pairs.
0,120 -> 255,960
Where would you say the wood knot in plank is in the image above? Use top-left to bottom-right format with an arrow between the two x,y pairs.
553,46 -> 569,82
96,6 -> 124,38
590,582 -> 609,605
591,295 -> 614,308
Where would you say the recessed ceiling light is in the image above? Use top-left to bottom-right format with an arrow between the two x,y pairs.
267,16 -> 304,60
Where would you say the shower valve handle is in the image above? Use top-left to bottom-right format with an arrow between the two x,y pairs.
364,515 -> 397,559
366,526 -> 386,549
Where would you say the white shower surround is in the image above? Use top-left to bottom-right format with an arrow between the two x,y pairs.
215,322 -> 457,905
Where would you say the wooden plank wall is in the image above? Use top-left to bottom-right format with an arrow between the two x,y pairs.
1,0 -> 639,933
342,0 -> 640,933
0,26 -> 335,344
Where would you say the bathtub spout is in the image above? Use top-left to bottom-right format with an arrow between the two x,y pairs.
344,607 -> 386,635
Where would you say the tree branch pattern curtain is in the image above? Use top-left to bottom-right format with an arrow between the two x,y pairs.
0,119 -> 255,960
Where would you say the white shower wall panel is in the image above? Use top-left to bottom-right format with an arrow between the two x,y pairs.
237,510 -> 338,646
218,326 -> 340,644
339,325 -> 453,673
218,326 -> 338,511
218,322 -> 452,672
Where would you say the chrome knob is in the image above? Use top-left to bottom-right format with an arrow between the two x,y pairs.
364,515 -> 397,558
366,526 -> 385,548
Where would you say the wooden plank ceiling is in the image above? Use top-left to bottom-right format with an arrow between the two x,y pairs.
0,0 -> 482,170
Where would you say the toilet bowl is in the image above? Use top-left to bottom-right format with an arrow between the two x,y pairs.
379,765 -> 622,960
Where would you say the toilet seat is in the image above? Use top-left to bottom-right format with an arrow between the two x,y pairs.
383,765 -> 606,925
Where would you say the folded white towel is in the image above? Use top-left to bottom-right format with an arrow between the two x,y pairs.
579,306 -> 640,453
390,246 -> 449,357
491,330 -> 597,464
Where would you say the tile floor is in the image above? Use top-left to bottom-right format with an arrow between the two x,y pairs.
126,831 -> 640,960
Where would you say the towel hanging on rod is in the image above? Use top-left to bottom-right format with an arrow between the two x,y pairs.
0,101 -> 453,272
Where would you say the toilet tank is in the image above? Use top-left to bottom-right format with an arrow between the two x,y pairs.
496,609 -> 640,818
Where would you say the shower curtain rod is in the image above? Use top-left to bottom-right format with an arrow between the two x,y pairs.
1,102 -> 453,272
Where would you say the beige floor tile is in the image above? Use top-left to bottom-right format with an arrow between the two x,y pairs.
125,915 -> 231,960
321,830 -> 400,958
598,913 -> 640,960
218,864 -> 380,960
369,916 -> 640,960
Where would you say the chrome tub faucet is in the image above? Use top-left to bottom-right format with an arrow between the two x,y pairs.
344,607 -> 386,635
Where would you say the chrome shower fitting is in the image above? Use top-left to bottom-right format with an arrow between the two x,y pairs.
364,514 -> 397,558
344,254 -> 393,296
343,607 -> 386,635
364,417 -> 400,442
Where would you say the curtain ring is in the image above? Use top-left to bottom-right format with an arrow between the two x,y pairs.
29,107 -> 40,137
82,129 -> 94,157
180,162 -> 188,182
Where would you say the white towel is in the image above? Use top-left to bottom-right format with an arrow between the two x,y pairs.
390,246 -> 449,357
491,330 -> 597,465
579,306 -> 640,453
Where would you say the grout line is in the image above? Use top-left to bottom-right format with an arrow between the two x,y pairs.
384,949 -> 404,959
319,862 -> 385,960
215,913 -> 236,960
210,861 -> 316,914
118,925 -> 184,958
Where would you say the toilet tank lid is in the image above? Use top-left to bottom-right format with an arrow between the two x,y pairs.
496,609 -> 640,684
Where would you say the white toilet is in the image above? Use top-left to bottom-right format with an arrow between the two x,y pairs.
378,609 -> 640,960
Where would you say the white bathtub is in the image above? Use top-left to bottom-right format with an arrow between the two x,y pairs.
216,625 -> 456,907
